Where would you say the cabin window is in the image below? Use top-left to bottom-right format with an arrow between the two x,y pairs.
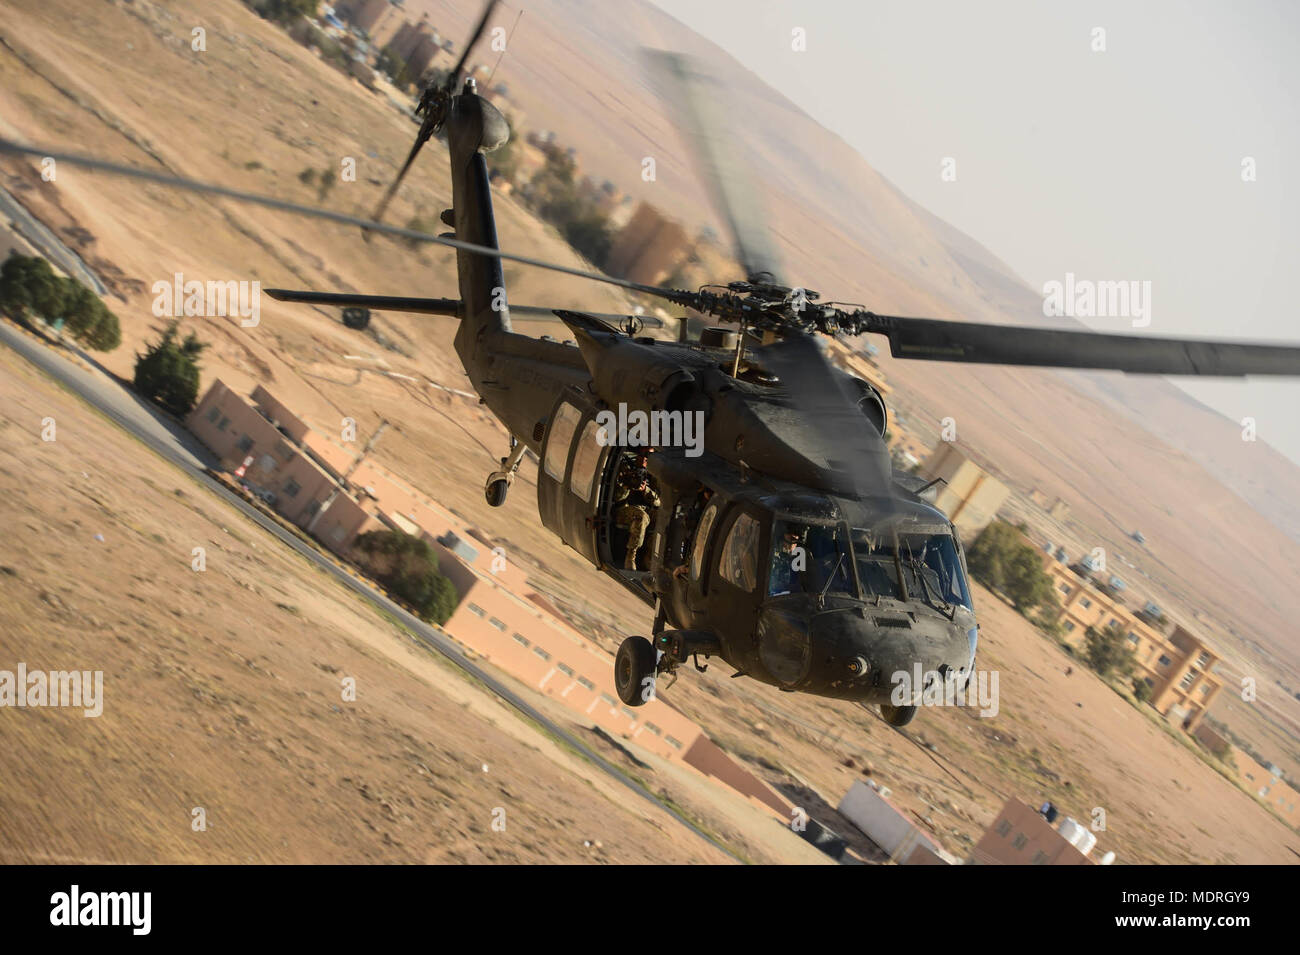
719,513 -> 761,591
690,502 -> 719,581
544,402 -> 582,481
569,420 -> 604,502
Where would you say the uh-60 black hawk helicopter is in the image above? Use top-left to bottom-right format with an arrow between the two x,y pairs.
8,0 -> 1300,727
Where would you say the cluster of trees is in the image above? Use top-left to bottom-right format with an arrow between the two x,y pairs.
515,150 -> 615,268
352,530 -> 459,625
965,520 -> 1059,619
247,0 -> 318,26
133,322 -> 208,417
0,253 -> 121,351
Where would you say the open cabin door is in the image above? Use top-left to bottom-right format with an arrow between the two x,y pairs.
536,388 -> 606,567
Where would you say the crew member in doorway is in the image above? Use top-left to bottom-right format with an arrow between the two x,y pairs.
614,451 -> 660,570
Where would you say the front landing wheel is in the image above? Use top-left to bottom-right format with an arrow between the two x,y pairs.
484,478 -> 509,507
615,636 -> 657,707
880,703 -> 917,727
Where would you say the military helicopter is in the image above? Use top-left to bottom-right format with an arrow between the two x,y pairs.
7,1 -> 1300,727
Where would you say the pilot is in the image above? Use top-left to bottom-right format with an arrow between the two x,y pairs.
614,451 -> 660,570
768,525 -> 808,595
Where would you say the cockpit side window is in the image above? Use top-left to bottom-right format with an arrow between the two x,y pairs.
718,512 -> 761,591
689,501 -> 719,582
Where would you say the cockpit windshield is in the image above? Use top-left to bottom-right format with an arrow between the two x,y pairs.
769,520 -> 854,597
850,526 -> 972,609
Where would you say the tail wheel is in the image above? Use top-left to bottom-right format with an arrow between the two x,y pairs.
614,636 -> 656,707
880,703 -> 917,727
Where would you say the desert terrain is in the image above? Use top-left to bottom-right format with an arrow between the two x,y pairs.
0,0 -> 1296,863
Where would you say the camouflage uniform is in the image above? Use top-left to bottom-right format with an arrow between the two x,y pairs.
614,460 -> 660,570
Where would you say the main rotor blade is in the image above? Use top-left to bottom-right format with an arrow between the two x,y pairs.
0,139 -> 689,304
876,315 -> 1300,376
642,50 -> 782,284
264,288 -> 662,326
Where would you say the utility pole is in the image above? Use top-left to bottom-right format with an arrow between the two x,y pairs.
307,418 -> 390,534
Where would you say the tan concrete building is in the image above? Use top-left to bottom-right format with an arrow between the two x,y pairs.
918,444 -> 1010,540
1037,554 -> 1223,733
605,202 -> 691,286
187,380 -> 382,553
1232,753 -> 1300,829
970,798 -> 1111,865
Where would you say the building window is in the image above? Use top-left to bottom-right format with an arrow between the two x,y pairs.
1109,618 -> 1121,630
665,736 -> 683,750
557,662 -> 574,677
645,722 -> 662,736
237,434 -> 254,453
207,406 -> 221,424
1143,677 -> 1154,687
620,706 -> 638,721
511,632 -> 529,647
1063,621 -> 1076,633
1200,684 -> 1211,696
995,820 -> 1012,838
532,646 -> 551,661
600,693 -> 618,707
468,603 -> 486,618
1180,671 -> 1196,688
218,416 -> 231,432
1058,583 -> 1071,594
1158,655 -> 1171,667
283,478 -> 301,498
1012,833 -> 1028,850
1127,632 -> 1139,644
1079,597 -> 1092,609
577,676 -> 595,691
1032,850 -> 1049,865
488,617 -> 506,631
1197,652 -> 1210,669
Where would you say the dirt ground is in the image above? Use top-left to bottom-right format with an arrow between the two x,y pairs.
0,344 -> 759,864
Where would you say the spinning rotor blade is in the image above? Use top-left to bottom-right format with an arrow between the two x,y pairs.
643,50 -> 783,284
370,0 -> 501,224
875,314 -> 1300,377
758,332 -> 893,498
0,139 -> 691,306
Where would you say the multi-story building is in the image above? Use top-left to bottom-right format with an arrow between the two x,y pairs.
1037,553 -> 1222,732
1232,753 -> 1300,828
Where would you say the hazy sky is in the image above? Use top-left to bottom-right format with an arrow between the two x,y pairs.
648,0 -> 1300,464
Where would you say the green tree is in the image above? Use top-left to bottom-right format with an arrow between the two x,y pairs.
1132,677 -> 1153,703
58,278 -> 121,351
1084,625 -> 1137,681
352,530 -> 459,624
133,322 -> 207,416
251,0 -> 317,25
0,253 -> 66,325
967,520 -> 1059,618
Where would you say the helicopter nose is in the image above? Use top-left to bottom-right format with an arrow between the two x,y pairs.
817,613 -> 970,700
